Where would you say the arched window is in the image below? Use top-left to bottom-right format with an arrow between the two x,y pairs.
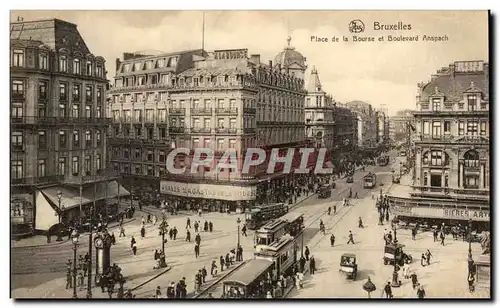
464,150 -> 479,167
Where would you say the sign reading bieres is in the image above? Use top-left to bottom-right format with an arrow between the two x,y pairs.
443,209 -> 490,221
393,205 -> 490,222
160,181 -> 256,201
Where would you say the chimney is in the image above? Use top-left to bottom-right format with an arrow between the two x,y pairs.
250,54 -> 261,65
269,60 -> 272,68
115,58 -> 122,72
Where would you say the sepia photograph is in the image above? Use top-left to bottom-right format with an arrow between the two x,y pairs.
9,10 -> 490,299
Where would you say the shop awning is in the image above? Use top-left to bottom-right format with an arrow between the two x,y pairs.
41,186 -> 94,211
82,180 -> 130,200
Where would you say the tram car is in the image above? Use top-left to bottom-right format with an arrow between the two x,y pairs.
245,203 -> 288,230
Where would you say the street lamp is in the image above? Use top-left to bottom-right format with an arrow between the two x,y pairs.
468,219 -> 475,277
391,224 -> 400,288
56,191 -> 65,242
71,230 -> 80,299
158,207 -> 168,268
236,217 -> 241,248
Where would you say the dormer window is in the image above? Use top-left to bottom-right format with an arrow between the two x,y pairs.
59,55 -> 67,72
12,49 -> 25,67
73,59 -> 81,74
431,98 -> 441,112
193,78 -> 199,86
39,53 -> 48,70
124,64 -> 131,72
146,61 -> 153,70
86,60 -> 93,76
157,59 -> 165,68
467,95 -> 477,111
134,62 -> 142,71
96,65 -> 103,77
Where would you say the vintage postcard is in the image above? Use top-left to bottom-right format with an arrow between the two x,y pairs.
10,10 -> 490,299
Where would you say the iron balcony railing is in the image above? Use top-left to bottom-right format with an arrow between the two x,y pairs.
11,116 -> 112,126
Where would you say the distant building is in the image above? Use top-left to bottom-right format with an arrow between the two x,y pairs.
390,60 -> 490,229
10,18 -> 126,235
389,109 -> 415,144
345,100 -> 378,154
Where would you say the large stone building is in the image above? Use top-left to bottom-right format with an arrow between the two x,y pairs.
304,67 -> 335,149
376,108 -> 389,147
10,18 -> 125,236
389,60 -> 490,230
389,109 -> 415,144
345,100 -> 378,155
108,38 -> 310,211
331,102 -> 357,169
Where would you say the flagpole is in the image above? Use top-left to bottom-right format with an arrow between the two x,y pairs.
202,11 -> 205,50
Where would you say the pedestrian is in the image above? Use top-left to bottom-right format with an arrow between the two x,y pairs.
383,281 -> 393,298
152,215 -> 157,226
468,272 -> 475,292
204,221 -> 209,232
186,217 -> 191,229
155,286 -> 162,298
241,224 -> 247,237
299,256 -> 306,273
110,232 -> 116,245
347,230 -> 355,244
167,282 -> 175,298
198,207 -> 202,217
412,228 -> 417,240
304,246 -> 310,261
237,245 -> 243,261
425,249 -> 433,265
195,233 -> 201,245
78,272 -> 84,290
309,256 -> 316,275
209,221 -> 213,232
417,285 -> 426,298
132,243 -> 137,255
169,228 -> 173,240
220,255 -> 225,272
173,226 -> 178,240
175,281 -> 182,298
358,217 -> 364,228
194,244 -> 200,258
433,229 -> 438,242
440,232 -> 445,246
186,229 -> 191,242
201,266 -> 207,283
141,216 -> 145,226
330,234 -> 335,247
65,270 -> 72,289
194,221 -> 199,233
385,211 -> 389,222
410,272 -> 419,289
154,249 -> 159,261
403,263 -> 410,279
130,236 -> 136,249
211,260 -> 218,276
147,214 -> 151,223
140,226 -> 145,238
328,206 -> 331,215
225,253 -> 231,267
333,205 -> 337,214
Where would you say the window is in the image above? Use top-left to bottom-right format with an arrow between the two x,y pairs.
229,139 -> 236,148
217,99 -> 224,109
203,138 -> 211,148
72,156 -> 80,176
229,99 -> 236,109
58,158 -> 66,175
423,121 -> 430,135
12,105 -> 23,118
96,154 -> 101,171
147,150 -> 153,161
135,126 -> 142,137
73,59 -> 81,74
430,150 -> 443,166
467,95 -> 477,111
11,132 -> 23,150
59,55 -> 67,72
96,106 -> 102,118
12,80 -> 24,98
38,131 -> 46,149
11,160 -> 23,179
73,84 -> 81,101
12,49 -> 24,67
193,118 -> 200,128
37,159 -> 46,177
86,61 -> 93,76
146,109 -> 154,122
84,155 -> 92,175
123,109 -> 131,121
467,121 -> 478,136
39,53 -> 48,70
147,165 -> 154,176
422,152 -> 429,165
96,65 -> 103,78
458,121 -> 465,135
86,86 -> 93,102
39,81 -> 48,100
204,118 -> 211,129
159,166 -> 166,176
97,87 -> 103,102
465,176 -> 479,189
423,172 -> 428,186
124,149 -> 130,159
135,148 -> 141,159
59,104 -> 66,117
431,98 -> 441,111
158,109 -> 166,123
124,127 -> 130,137
432,121 -> 441,137
134,109 -> 142,122
230,118 -> 236,129
464,150 -> 479,167
147,128 -> 154,140
159,150 -> 166,162
59,83 -> 67,101
85,130 -> 92,147
217,139 -> 224,150
135,164 -> 142,174
480,122 -> 487,135
204,99 -> 211,109
59,130 -> 67,147
95,130 -> 101,146
444,121 -> 451,134
72,104 -> 80,118
193,138 -> 200,147
38,104 -> 46,117
73,130 -> 80,147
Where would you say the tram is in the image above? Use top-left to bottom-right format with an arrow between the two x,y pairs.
245,203 -> 288,230
222,258 -> 275,299
254,212 -> 304,248
363,172 -> 377,189
255,235 -> 297,280
377,155 -> 389,166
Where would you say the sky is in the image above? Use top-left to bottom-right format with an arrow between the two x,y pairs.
10,10 -> 489,116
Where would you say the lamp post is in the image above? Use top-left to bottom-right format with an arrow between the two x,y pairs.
71,230 -> 80,299
158,207 -> 168,268
467,219 -> 475,277
86,203 -> 93,299
56,191 -> 64,242
391,224 -> 400,288
236,217 -> 241,248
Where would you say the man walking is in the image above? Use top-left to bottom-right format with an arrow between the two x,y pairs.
383,282 -> 393,298
309,256 -> 316,275
347,231 -> 355,244
440,232 -> 445,246
330,234 -> 335,247
241,224 -> 247,237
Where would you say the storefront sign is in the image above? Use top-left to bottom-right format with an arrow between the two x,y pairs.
399,206 -> 490,222
443,209 -> 490,221
392,205 -> 412,215
160,181 -> 256,201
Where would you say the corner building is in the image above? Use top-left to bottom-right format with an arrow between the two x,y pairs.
389,60 -> 490,230
109,38 -> 310,212
10,19 -> 124,236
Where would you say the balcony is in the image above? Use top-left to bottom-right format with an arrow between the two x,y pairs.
190,127 -> 212,134
410,185 -> 490,199
11,93 -> 25,100
414,134 -> 455,143
244,128 -> 256,134
169,108 -> 186,115
305,119 -> 335,125
11,175 -> 64,186
132,117 -> 143,124
11,116 -> 112,127
190,108 -> 212,115
243,108 -> 257,114
215,127 -> 237,134
215,107 -> 238,114
169,126 -> 186,134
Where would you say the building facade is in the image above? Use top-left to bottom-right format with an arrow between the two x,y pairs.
10,19 -> 124,235
304,67 -> 335,149
389,60 -> 490,229
109,41 -> 309,211
389,109 -> 415,145
332,102 -> 357,170
346,100 -> 378,154
376,109 -> 389,147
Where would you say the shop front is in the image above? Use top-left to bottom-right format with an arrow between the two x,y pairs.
160,180 -> 257,212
